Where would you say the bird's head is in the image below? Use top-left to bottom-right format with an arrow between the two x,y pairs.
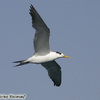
56,51 -> 71,59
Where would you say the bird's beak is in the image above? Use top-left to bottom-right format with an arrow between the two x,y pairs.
63,55 -> 71,59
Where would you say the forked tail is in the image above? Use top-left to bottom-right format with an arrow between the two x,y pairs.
13,60 -> 29,67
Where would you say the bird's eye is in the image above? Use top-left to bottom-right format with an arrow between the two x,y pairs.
56,51 -> 61,55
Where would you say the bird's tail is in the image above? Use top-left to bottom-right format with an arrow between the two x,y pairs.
13,60 -> 29,67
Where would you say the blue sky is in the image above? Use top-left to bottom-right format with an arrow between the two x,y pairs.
0,0 -> 100,100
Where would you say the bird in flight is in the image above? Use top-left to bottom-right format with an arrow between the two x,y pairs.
14,4 -> 71,87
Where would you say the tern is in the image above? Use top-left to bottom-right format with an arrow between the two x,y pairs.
14,5 -> 71,86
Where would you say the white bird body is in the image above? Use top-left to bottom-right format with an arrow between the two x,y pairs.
14,5 -> 71,86
25,51 -> 63,64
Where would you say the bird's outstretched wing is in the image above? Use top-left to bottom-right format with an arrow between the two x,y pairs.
29,5 -> 50,55
41,61 -> 61,86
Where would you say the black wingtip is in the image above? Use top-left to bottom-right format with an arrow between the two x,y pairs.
29,4 -> 33,16
29,4 -> 34,12
30,4 -> 33,8
54,82 -> 61,87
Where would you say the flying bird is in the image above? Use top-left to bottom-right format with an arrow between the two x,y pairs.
14,5 -> 71,87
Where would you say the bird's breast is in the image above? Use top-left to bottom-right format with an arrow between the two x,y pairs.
29,52 -> 57,64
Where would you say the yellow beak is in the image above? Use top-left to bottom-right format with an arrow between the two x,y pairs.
63,55 -> 71,59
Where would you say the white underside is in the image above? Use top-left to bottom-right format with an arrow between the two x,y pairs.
26,51 -> 60,64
